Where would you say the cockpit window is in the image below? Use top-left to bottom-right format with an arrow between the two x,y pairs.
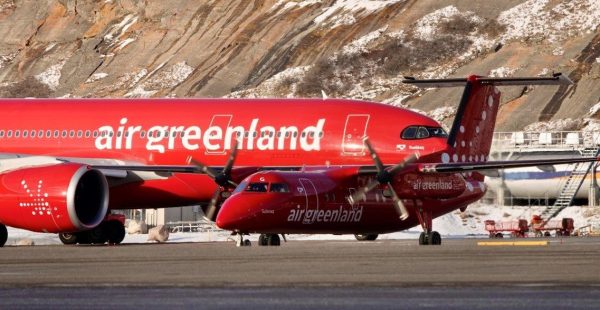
246,182 -> 269,192
401,126 -> 448,140
233,181 -> 248,194
269,183 -> 289,193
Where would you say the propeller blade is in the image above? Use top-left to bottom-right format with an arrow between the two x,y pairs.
187,156 -> 218,179
389,153 -> 419,175
387,182 -> 409,220
362,137 -> 385,173
348,180 -> 380,205
204,189 -> 222,221
222,140 -> 239,177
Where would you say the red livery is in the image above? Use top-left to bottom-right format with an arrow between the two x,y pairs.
0,73 -> 590,247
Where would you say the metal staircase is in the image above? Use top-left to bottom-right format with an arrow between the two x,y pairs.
539,147 -> 599,221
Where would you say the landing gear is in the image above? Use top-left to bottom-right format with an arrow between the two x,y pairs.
59,220 -> 126,245
0,224 -> 7,247
105,220 -> 126,244
418,231 -> 442,245
258,234 -> 281,246
58,232 -> 79,245
415,206 -> 441,246
354,234 -> 379,241
236,234 -> 251,247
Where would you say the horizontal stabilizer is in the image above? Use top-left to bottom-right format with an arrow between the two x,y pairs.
403,73 -> 572,88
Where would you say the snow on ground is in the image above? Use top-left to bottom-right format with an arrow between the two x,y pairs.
498,0 -> 600,43
6,203 -> 600,246
314,0 -> 404,27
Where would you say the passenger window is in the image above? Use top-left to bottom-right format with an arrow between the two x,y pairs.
7,130 -> 12,138
269,183 -> 289,193
30,130 -> 36,137
93,131 -> 98,138
140,131 -> 146,138
23,130 -> 28,138
0,130 -> 6,138
61,130 -> 67,138
77,130 -> 83,138
69,130 -> 75,138
15,130 -> 20,138
38,130 -> 43,137
245,182 -> 269,192
54,130 -> 59,138
85,130 -> 90,138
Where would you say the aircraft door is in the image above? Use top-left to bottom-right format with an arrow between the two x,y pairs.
342,114 -> 370,156
299,178 -> 319,224
205,114 -> 233,155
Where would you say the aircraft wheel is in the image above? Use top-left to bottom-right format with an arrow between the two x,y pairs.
106,221 -> 126,245
258,234 -> 268,246
89,225 -> 108,244
495,233 -> 503,238
0,224 -> 7,247
266,234 -> 280,246
429,231 -> 442,245
75,232 -> 91,244
418,232 -> 428,245
243,239 -> 251,246
354,234 -> 378,241
59,233 -> 79,245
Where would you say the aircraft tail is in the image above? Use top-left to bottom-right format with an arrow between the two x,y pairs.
404,74 -> 572,179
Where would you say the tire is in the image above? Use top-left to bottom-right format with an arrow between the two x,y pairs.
76,232 -> 91,244
106,221 -> 126,244
59,233 -> 79,245
0,224 -> 7,247
258,234 -> 268,246
419,232 -> 428,245
354,234 -> 378,241
267,234 -> 281,246
89,225 -> 107,244
429,231 -> 442,245
243,239 -> 251,246
544,231 -> 551,237
495,233 -> 504,239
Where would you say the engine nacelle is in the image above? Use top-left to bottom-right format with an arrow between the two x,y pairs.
0,163 -> 108,233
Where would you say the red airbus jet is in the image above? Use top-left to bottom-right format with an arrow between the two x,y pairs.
0,73 -> 588,247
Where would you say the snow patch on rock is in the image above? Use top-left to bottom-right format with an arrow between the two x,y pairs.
314,0 -> 404,28
85,72 -> 109,84
498,0 -> 600,43
35,61 -> 66,91
489,66 -> 518,77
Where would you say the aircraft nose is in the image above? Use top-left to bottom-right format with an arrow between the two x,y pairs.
216,196 -> 248,231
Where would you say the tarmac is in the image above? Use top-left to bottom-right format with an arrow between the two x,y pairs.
1,237 -> 600,309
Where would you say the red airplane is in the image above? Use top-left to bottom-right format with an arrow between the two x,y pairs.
0,73 -> 588,247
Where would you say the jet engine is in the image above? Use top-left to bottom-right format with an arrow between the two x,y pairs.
0,163 -> 108,233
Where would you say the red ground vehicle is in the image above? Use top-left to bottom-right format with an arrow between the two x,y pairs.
485,219 -> 529,238
531,215 -> 574,237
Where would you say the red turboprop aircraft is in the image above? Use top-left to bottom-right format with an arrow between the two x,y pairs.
0,73 -> 588,247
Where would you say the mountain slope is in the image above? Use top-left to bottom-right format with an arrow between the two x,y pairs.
0,0 -> 598,131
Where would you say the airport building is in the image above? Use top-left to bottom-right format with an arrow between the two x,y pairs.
486,130 -> 600,207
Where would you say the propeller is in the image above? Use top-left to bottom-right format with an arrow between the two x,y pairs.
187,140 -> 240,221
348,137 -> 418,220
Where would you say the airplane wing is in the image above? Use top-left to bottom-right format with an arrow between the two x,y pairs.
417,157 -> 599,174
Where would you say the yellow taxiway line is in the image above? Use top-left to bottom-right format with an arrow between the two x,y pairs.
477,241 -> 549,246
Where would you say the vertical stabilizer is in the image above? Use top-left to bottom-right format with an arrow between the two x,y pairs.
403,73 -> 573,180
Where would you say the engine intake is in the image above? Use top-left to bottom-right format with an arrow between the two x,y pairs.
0,163 -> 108,233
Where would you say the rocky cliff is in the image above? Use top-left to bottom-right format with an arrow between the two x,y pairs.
0,0 -> 598,131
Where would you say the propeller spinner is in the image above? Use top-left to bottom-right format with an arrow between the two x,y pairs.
347,137 -> 418,220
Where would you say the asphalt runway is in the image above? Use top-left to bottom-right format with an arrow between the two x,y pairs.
1,237 -> 600,309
